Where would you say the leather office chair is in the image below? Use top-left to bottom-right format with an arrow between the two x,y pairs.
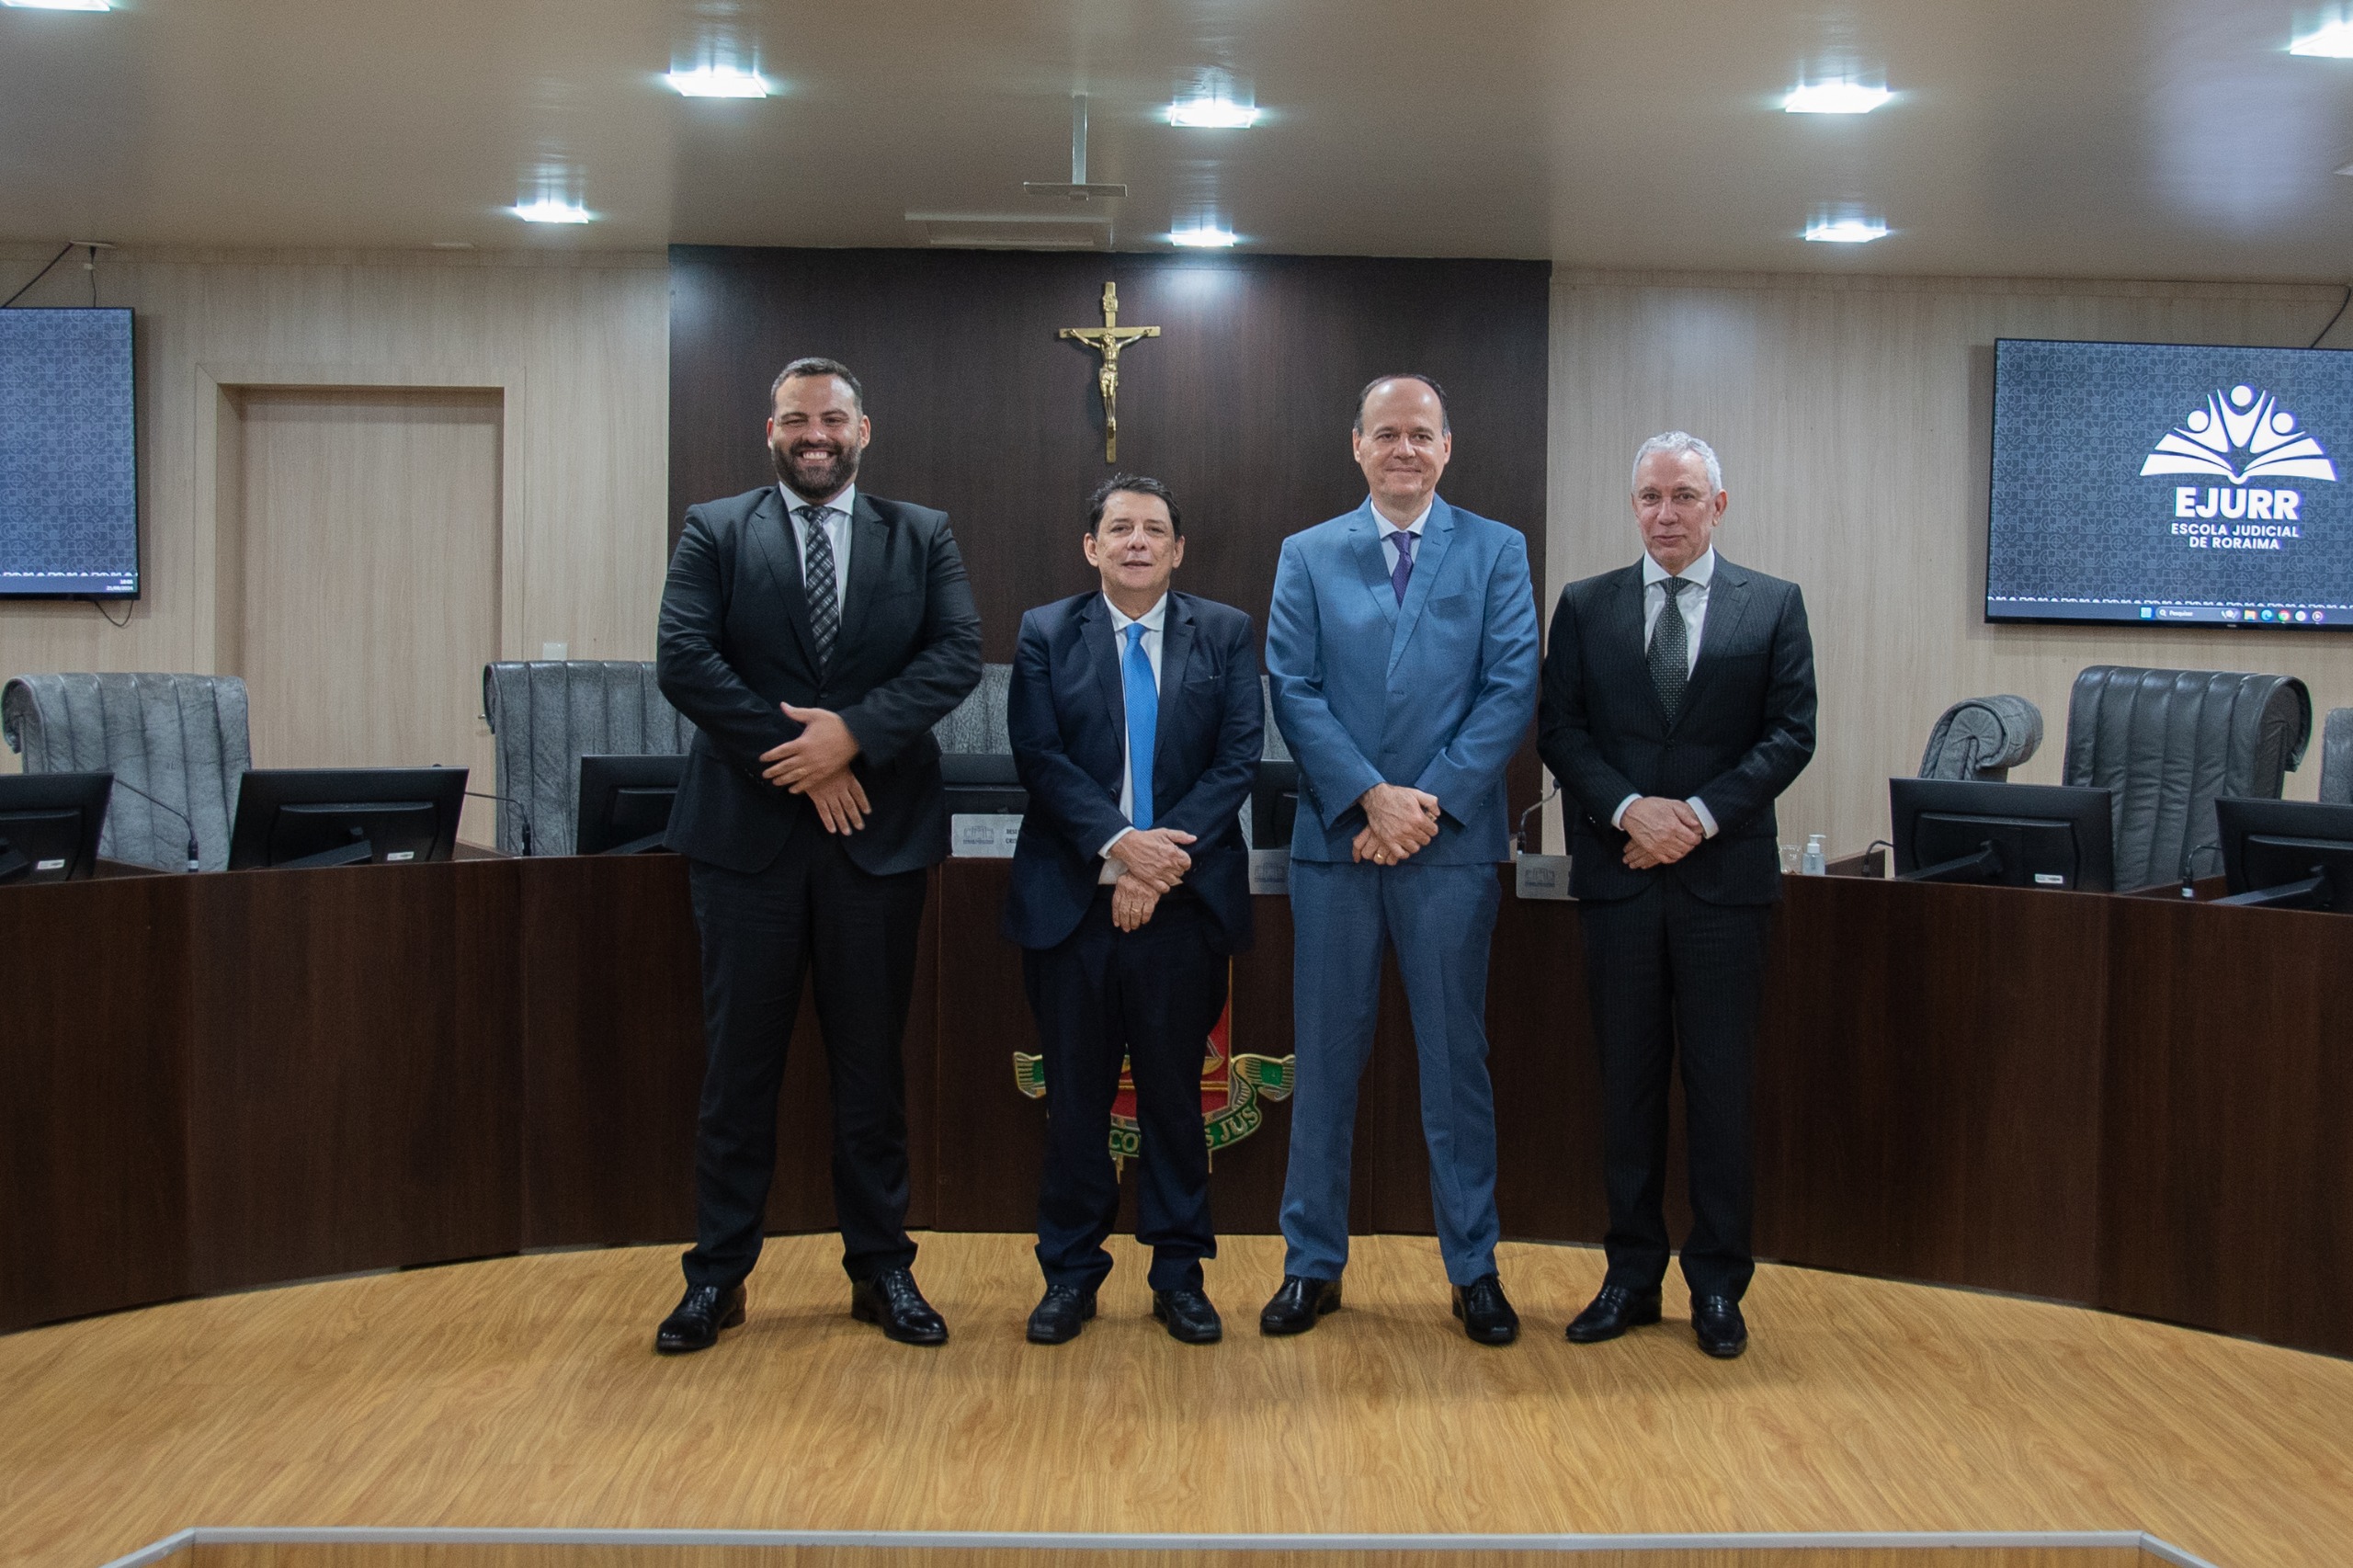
1919,695 -> 2043,782
2063,665 -> 2312,889
932,662 -> 1014,755
480,661 -> 694,856
1,671 -> 251,872
2322,707 -> 2353,807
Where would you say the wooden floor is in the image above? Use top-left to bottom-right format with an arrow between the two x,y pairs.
6,1233 -> 2347,1568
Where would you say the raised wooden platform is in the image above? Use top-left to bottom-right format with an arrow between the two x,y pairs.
8,1235 -> 2347,1568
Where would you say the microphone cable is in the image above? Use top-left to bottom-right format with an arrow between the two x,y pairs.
108,777 -> 201,873
464,790 -> 533,857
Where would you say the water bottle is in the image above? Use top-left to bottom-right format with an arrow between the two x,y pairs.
1800,834 -> 1827,876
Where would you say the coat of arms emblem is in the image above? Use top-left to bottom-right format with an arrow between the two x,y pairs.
1013,983 -> 1294,1168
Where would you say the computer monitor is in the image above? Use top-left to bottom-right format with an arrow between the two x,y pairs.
1251,758 -> 1299,850
941,752 -> 1029,816
0,771 -> 112,885
227,767 -> 468,870
575,754 -> 685,856
2215,797 -> 2353,911
1889,778 -> 2117,892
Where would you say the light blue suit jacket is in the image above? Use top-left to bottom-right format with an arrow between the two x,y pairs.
1266,496 -> 1540,863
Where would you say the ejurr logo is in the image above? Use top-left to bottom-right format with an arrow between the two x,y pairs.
2143,384 -> 2334,541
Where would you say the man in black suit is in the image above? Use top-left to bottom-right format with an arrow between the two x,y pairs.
1537,431 -> 1815,1360
652,357 -> 983,1355
1004,475 -> 1261,1346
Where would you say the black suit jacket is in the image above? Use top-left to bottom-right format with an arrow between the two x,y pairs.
1537,555 -> 1817,904
1002,590 -> 1261,954
656,486 -> 983,876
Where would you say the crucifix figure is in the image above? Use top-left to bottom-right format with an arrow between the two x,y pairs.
1059,281 -> 1161,462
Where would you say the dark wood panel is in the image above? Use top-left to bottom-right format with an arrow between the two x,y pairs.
927,859 -> 1045,1232
517,854 -> 704,1248
1755,878 -> 2109,1303
1488,888 -> 1608,1246
182,862 -> 525,1292
0,878 -> 192,1331
2097,897 -> 2353,1356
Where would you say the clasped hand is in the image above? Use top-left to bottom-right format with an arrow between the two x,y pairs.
1620,795 -> 1703,869
1110,873 -> 1160,931
761,703 -> 869,835
1351,782 -> 1441,866
1111,826 -> 1196,893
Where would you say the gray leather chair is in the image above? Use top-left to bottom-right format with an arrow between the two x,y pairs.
2322,708 -> 2353,807
1,671 -> 251,872
1919,695 -> 2043,782
2063,665 -> 2313,889
481,661 -> 694,856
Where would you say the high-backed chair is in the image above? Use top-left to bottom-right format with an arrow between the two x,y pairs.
2063,665 -> 2313,888
932,662 -> 1014,755
2321,708 -> 2353,807
481,661 -> 694,856
1918,695 -> 2043,782
1,671 -> 251,871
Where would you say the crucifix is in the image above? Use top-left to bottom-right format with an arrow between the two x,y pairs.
1059,281 -> 1161,462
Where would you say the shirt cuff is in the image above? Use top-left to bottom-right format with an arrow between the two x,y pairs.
1686,797 -> 1720,838
1099,827 -> 1133,860
1610,793 -> 1640,830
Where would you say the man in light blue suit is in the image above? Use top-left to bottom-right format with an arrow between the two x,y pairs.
1259,373 -> 1540,1346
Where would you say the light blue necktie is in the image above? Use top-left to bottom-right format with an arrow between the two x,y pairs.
1122,621 -> 1156,831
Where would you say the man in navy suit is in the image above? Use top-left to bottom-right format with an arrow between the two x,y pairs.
1005,474 -> 1262,1346
1260,375 -> 1540,1345
1538,432 -> 1815,1359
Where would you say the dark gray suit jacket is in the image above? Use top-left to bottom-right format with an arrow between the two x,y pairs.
1537,555 -> 1816,904
656,485 -> 983,876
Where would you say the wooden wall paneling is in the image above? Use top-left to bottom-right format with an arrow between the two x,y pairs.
2097,897 -> 2353,1356
1753,879 -> 2109,1301
1545,270 -> 2353,860
0,877 -> 192,1331
926,861 -> 1047,1232
181,862 -> 525,1292
1486,890 -> 1608,1245
517,855 -> 705,1248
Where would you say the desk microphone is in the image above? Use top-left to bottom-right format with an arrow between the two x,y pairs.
108,778 -> 201,873
465,790 -> 532,857
1517,780 -> 1560,855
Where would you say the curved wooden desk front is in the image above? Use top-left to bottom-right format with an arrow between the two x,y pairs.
5,857 -> 2347,1358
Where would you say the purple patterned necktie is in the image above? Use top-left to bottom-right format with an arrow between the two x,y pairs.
1390,528 -> 1416,604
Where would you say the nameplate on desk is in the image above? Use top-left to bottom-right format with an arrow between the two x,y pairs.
1514,852 -> 1574,901
1248,848 -> 1290,896
950,813 -> 1022,858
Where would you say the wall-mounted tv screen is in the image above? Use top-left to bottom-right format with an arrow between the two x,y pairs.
1988,337 -> 2353,630
1,307 -> 138,599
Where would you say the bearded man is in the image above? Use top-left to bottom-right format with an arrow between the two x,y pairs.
652,358 -> 983,1355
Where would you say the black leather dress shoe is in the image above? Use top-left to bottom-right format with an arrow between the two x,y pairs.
654,1283 -> 745,1355
850,1267 -> 949,1345
1258,1275 -> 1342,1335
1450,1273 -> 1520,1345
1026,1283 -> 1097,1344
1565,1284 -> 1663,1344
1692,1295 -> 1748,1358
1152,1288 -> 1223,1344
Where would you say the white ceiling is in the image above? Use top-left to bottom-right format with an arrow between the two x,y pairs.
6,0 -> 2353,280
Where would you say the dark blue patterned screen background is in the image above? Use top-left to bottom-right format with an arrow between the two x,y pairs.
0,308 -> 138,598
1990,338 -> 2353,627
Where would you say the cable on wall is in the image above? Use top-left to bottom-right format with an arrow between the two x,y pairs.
85,597 -> 133,627
1,243 -> 76,309
2310,284 -> 2352,349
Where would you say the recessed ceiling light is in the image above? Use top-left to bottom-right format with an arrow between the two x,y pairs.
666,65 -> 770,98
1,1 -> 112,10
514,199 -> 594,225
2292,20 -> 2353,55
1804,218 -> 1889,243
1168,97 -> 1259,129
1170,226 -> 1239,248
1784,81 -> 1892,114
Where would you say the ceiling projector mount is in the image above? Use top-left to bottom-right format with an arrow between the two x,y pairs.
1023,94 -> 1127,202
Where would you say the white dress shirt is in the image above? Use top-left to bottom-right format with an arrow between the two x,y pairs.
1612,546 -> 1721,839
1098,591 -> 1169,883
782,483 -> 854,611
1373,499 -> 1432,578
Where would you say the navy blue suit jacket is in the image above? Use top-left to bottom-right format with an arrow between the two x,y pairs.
1003,590 -> 1262,954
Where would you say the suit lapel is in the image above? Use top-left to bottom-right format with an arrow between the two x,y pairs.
1681,556 -> 1750,713
1077,593 -> 1125,744
1613,563 -> 1669,729
1349,506 -> 1398,629
1388,499 -> 1457,676
1152,594 -> 1195,804
749,489 -> 822,673
834,494 -> 892,672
